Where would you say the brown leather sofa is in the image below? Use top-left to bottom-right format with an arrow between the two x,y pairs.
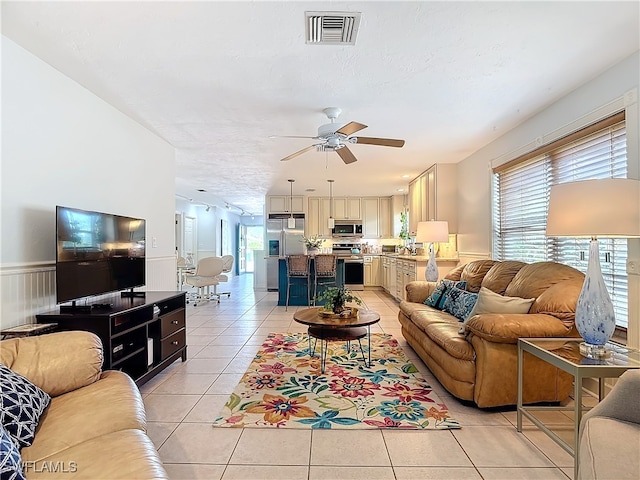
398,260 -> 585,408
0,331 -> 167,479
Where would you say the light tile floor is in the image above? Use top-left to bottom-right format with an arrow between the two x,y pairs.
141,274 -> 578,480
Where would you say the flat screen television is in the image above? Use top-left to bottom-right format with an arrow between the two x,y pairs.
56,206 -> 146,304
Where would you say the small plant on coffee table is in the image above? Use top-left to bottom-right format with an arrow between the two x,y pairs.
315,286 -> 362,314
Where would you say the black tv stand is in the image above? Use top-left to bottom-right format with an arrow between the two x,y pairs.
37,291 -> 187,386
92,303 -> 113,310
59,301 -> 92,314
121,289 -> 146,298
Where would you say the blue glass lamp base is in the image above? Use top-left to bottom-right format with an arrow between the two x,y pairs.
575,239 -> 616,355
425,244 -> 439,282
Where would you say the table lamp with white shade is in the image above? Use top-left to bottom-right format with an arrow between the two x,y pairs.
546,178 -> 640,357
416,220 -> 449,282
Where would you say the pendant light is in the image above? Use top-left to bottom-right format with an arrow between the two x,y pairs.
327,179 -> 335,229
287,179 -> 296,229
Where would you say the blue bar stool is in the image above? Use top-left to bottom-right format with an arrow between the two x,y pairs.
313,254 -> 338,304
286,255 -> 311,310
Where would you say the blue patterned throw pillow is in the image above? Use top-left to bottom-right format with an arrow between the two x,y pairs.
0,364 -> 51,448
0,424 -> 25,480
442,287 -> 479,321
424,279 -> 467,310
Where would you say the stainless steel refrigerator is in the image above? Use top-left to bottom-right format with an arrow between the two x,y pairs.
266,213 -> 305,291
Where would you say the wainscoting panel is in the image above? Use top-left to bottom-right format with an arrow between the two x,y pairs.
1,257 -> 177,329
1,263 -> 56,328
144,256 -> 179,291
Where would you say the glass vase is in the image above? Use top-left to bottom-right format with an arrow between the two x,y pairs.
575,239 -> 615,357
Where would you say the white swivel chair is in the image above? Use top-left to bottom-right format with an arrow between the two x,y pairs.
214,255 -> 234,299
176,256 -> 195,289
184,257 -> 224,306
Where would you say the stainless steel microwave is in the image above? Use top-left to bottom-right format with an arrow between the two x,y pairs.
332,220 -> 363,237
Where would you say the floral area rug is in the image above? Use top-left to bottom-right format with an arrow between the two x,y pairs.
212,332 -> 460,430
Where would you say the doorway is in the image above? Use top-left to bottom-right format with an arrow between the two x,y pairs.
243,225 -> 264,273
175,213 -> 197,264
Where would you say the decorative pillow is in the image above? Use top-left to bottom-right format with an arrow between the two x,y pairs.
424,279 -> 467,310
0,424 -> 25,480
442,287 -> 478,321
0,364 -> 51,448
459,287 -> 536,333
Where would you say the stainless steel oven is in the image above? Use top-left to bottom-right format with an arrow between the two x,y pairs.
343,257 -> 364,290
332,243 -> 364,291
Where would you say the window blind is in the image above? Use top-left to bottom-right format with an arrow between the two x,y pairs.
493,114 -> 629,328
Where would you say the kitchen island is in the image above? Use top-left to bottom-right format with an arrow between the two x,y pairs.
277,257 -> 345,306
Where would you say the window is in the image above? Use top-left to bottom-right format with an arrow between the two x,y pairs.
493,112 -> 629,329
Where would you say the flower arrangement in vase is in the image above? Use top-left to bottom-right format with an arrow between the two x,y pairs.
301,234 -> 323,254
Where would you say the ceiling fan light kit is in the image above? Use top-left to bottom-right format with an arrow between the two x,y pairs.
278,106 -> 405,164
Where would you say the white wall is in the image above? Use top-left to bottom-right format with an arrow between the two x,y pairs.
456,51 -> 640,348
1,37 -> 177,326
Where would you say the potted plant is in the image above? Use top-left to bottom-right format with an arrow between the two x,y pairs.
399,210 -> 411,253
301,234 -> 324,254
315,286 -> 362,314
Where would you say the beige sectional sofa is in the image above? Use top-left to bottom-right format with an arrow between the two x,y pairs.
0,331 -> 167,479
578,369 -> 640,480
398,259 -> 585,408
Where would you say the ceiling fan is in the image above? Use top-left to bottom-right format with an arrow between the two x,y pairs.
277,107 -> 405,164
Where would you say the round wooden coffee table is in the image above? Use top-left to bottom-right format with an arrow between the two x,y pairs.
293,307 -> 380,373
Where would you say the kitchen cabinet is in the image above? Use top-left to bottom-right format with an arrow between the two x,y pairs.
268,195 -> 305,214
407,164 -> 457,236
364,255 -> 381,286
309,196 -> 393,239
307,197 -> 332,238
373,256 -> 381,285
362,198 -> 380,238
333,197 -> 361,220
364,262 -> 372,286
381,256 -> 390,292
379,197 -> 392,238
408,179 -> 422,237
396,259 -> 417,301
388,256 -> 397,297
362,197 -> 393,239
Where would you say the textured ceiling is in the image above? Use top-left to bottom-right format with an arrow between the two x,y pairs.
3,1 -> 639,215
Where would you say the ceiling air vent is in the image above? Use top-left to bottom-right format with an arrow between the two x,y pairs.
305,11 -> 361,45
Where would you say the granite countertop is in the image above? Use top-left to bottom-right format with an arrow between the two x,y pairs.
385,254 -> 460,262
329,253 -> 459,262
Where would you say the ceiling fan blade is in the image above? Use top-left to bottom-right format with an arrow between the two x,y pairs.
336,146 -> 358,164
336,121 -> 368,136
353,136 -> 405,148
270,135 -> 318,139
280,144 -> 316,161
